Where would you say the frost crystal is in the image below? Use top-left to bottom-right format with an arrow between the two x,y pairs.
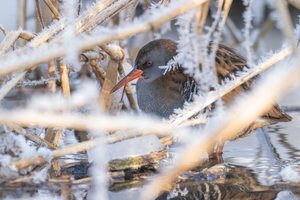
242,0 -> 255,67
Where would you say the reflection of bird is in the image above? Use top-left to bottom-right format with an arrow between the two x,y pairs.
156,165 -> 285,200
111,39 -> 292,153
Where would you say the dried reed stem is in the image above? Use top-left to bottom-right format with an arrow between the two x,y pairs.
17,0 -> 27,30
43,0 -> 61,19
35,0 -> 45,29
90,58 -> 105,86
99,43 -> 138,111
58,60 -> 71,97
100,59 -> 119,111
47,60 -> 57,92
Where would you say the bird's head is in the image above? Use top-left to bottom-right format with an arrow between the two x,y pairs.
111,39 -> 177,93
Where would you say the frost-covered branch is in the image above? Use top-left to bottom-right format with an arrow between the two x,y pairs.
275,0 -> 297,50
243,0 -> 254,67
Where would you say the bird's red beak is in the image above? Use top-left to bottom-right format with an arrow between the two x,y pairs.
110,69 -> 143,93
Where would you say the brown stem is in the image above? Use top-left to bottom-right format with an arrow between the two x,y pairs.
43,0 -> 61,19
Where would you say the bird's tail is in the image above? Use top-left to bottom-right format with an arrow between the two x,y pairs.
261,104 -> 292,124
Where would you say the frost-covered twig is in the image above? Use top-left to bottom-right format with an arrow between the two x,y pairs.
171,46 -> 293,125
0,71 -> 26,101
30,0 -> 117,47
0,30 -> 22,55
58,59 -> 71,97
275,0 -> 297,50
8,123 -> 56,149
0,109 -> 177,134
140,49 -> 300,200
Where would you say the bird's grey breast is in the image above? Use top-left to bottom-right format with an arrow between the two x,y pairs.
136,73 -> 193,118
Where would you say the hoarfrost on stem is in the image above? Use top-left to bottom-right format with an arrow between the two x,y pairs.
88,132 -> 108,200
242,0 -> 255,67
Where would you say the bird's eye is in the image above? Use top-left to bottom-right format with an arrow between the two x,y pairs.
145,61 -> 153,67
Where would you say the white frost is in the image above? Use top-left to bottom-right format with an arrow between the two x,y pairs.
107,134 -> 163,160
280,165 -> 300,182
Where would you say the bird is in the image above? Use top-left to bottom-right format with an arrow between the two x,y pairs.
111,39 -> 292,154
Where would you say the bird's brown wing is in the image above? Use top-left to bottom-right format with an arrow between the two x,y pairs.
215,44 -> 291,123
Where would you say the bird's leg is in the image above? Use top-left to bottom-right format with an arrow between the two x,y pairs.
208,140 -> 224,162
216,140 -> 224,156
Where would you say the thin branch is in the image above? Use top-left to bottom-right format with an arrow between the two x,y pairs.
0,71 -> 26,101
90,58 -> 105,86
47,60 -> 57,92
58,59 -> 71,97
35,0 -> 45,29
0,31 -> 22,55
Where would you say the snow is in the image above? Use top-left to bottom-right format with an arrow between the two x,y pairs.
107,134 -> 163,160
252,1 -> 267,25
280,165 -> 300,182
61,1 -> 81,71
88,134 -> 108,200
0,155 -> 18,179
275,191 -> 300,200
167,186 -> 188,199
